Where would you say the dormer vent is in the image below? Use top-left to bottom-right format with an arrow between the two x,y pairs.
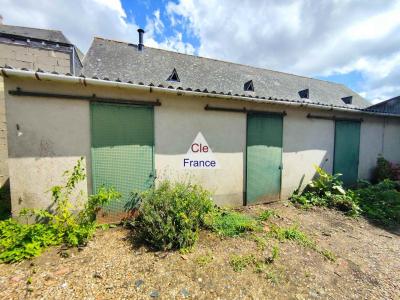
299,89 -> 309,99
342,96 -> 353,104
244,80 -> 254,92
167,68 -> 180,82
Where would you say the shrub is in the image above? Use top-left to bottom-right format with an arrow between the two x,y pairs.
355,179 -> 400,226
290,166 -> 361,216
0,158 -> 120,263
204,210 -> 260,237
373,156 -> 400,182
133,180 -> 213,251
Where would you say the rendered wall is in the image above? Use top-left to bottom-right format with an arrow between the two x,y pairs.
383,118 -> 400,163
281,110 -> 335,199
0,44 -> 72,188
358,117 -> 385,179
5,79 -> 90,215
3,78 -> 400,213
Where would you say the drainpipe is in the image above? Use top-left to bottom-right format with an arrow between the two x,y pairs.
1,68 -> 400,119
71,46 -> 76,75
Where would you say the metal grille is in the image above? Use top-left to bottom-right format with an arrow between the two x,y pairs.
90,102 -> 154,222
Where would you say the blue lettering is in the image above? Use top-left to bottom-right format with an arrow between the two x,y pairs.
183,159 -> 217,168
183,158 -> 189,166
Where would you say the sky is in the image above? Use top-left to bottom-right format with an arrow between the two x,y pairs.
1,0 -> 400,103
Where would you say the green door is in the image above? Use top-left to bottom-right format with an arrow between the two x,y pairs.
333,120 -> 361,186
90,102 -> 154,221
246,113 -> 283,205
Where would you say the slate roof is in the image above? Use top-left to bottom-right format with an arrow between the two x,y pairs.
83,37 -> 370,109
0,24 -> 71,44
367,96 -> 400,114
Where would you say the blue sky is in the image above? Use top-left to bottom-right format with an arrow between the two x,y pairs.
119,0 -> 376,96
121,0 -> 200,50
1,0 -> 400,103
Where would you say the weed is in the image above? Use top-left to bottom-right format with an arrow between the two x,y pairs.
271,244 -> 280,261
265,270 -> 279,284
290,166 -> 361,216
267,223 -> 336,262
319,249 -> 336,262
195,253 -> 213,266
0,159 -> 120,263
254,260 -> 267,273
268,224 -> 316,250
229,254 -> 256,272
265,244 -> 280,264
257,209 -> 277,222
250,234 -> 268,250
205,210 -> 260,237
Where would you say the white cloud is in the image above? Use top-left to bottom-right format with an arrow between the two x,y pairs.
0,0 -> 194,55
0,0 -> 138,52
1,0 -> 399,101
144,9 -> 195,54
167,0 -> 400,101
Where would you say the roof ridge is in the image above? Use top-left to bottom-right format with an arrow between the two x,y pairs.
0,24 -> 64,33
93,36 -> 348,88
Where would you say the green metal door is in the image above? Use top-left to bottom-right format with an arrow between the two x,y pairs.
333,120 -> 361,186
90,102 -> 154,221
246,113 -> 283,205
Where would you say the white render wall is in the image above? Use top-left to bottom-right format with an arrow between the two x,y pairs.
3,77 -> 400,213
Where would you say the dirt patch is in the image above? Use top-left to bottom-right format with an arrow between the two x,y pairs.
1,202 -> 399,299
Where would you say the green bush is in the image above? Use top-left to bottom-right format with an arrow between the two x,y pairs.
0,158 -> 120,263
355,180 -> 400,226
204,210 -> 260,237
0,219 -> 60,263
133,180 -> 213,251
373,156 -> 396,182
290,166 -> 361,216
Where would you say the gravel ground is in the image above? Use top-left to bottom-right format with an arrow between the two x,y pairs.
0,202 -> 399,300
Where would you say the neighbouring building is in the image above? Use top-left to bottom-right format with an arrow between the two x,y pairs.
0,23 -> 83,186
1,29 -> 399,222
368,96 -> 400,115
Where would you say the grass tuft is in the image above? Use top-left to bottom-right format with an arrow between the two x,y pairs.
257,209 -> 277,222
229,254 -> 256,272
195,253 -> 213,266
205,210 -> 260,237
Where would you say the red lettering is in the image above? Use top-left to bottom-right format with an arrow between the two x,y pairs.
191,143 -> 209,153
191,143 -> 199,152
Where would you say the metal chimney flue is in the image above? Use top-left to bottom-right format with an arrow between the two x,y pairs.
137,28 -> 144,51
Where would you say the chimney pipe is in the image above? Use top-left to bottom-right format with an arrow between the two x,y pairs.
137,28 -> 144,51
